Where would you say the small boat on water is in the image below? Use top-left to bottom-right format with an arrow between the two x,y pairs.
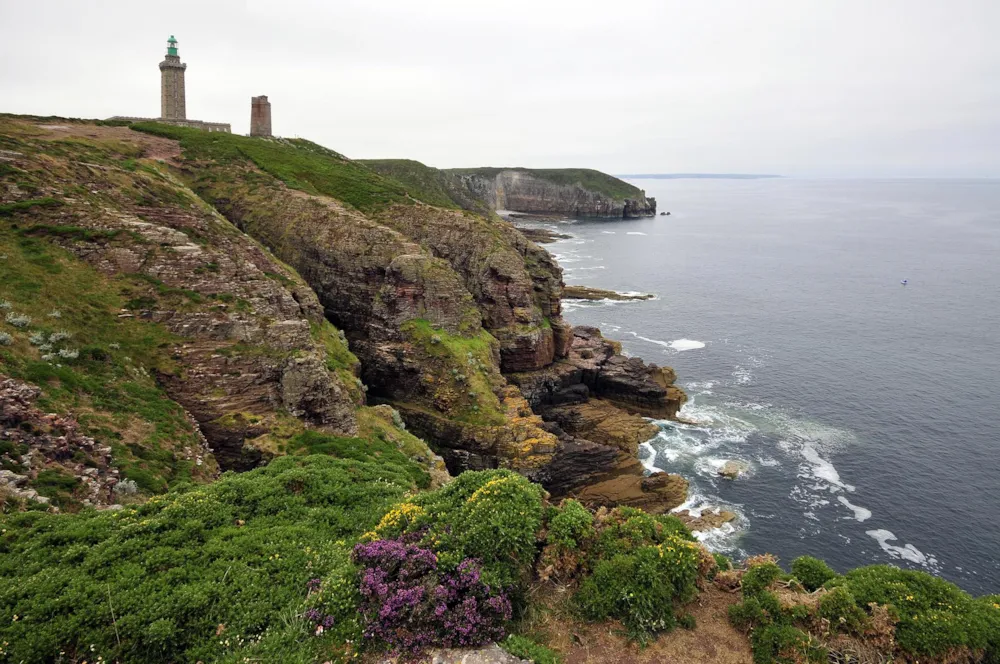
901,279 -> 908,285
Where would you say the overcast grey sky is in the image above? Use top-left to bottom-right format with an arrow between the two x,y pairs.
2,1 -> 998,177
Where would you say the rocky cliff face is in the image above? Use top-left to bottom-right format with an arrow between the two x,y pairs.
452,170 -> 656,219
1,117 -> 687,515
0,120 -> 359,483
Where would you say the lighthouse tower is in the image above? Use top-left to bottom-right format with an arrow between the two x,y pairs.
159,35 -> 187,120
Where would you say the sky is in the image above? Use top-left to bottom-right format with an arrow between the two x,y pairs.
2,0 -> 999,177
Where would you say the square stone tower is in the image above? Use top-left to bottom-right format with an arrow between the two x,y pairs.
159,36 -> 187,120
250,96 -> 272,137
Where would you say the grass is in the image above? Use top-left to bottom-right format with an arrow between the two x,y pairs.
131,123 -> 414,213
447,167 -> 645,201
0,213 -> 212,506
0,197 -> 63,217
359,159 -> 463,209
400,318 -> 505,426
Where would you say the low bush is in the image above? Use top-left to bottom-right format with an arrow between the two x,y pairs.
575,538 -> 702,643
751,624 -> 826,664
817,586 -> 867,635
367,469 -> 545,589
742,561 -> 783,597
353,538 -> 511,656
0,455 -> 418,663
835,565 -> 1000,660
590,506 -> 693,563
791,555 -> 837,592
546,499 -> 594,550
501,634 -> 563,664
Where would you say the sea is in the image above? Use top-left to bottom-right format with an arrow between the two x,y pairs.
535,177 -> 1000,595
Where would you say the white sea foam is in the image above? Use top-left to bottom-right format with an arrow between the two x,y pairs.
626,231 -> 648,235
732,367 -> 754,384
800,444 -> 855,492
866,529 -> 937,568
601,230 -> 616,234
838,496 -> 872,522
628,332 -> 673,348
670,338 -> 706,351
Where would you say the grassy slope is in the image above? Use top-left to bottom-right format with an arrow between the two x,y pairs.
132,123 -> 414,213
0,219 -> 215,504
357,158 -> 462,209
447,167 -> 645,201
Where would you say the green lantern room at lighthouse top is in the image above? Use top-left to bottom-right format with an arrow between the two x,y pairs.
166,35 -> 178,56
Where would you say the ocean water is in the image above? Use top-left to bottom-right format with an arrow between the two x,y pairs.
541,177 -> 1000,594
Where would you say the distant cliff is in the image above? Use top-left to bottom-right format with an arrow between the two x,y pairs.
360,160 -> 656,219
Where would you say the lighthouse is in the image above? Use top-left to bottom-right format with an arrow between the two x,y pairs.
159,35 -> 187,120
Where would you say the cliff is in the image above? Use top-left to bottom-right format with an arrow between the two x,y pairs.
449,167 -> 657,218
3,115 -> 998,664
0,114 -> 684,513
361,160 -> 657,219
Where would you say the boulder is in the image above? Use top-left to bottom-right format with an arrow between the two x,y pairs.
718,460 -> 748,479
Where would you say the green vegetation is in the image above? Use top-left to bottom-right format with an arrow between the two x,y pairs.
0,224 -> 211,504
288,430 -> 431,489
0,197 -> 62,217
366,469 -> 545,588
131,123 -> 414,212
545,499 -> 595,550
573,509 -> 702,643
401,318 -> 506,426
833,565 -> 1000,660
790,555 -> 836,592
446,167 -> 645,201
501,634 -> 563,664
359,159 -> 463,209
729,555 -> 1000,664
0,455 -> 420,663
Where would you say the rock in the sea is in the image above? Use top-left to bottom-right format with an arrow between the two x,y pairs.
718,460 -> 748,479
675,509 -> 737,531
562,285 -> 654,301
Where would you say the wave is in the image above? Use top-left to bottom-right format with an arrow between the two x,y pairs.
670,338 -> 706,351
626,231 -> 648,235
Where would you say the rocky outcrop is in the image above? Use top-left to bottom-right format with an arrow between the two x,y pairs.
2,122 -> 359,471
510,326 -> 687,420
371,203 -> 567,373
545,399 -> 658,455
450,169 -> 656,219
562,285 -> 655,301
569,457 -> 689,515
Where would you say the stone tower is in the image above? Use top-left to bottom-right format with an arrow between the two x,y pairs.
250,96 -> 272,137
159,36 -> 187,120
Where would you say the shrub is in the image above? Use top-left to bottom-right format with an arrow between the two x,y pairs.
501,634 -> 563,664
352,538 -> 511,656
714,552 -> 734,571
0,455 -> 418,663
0,332 -> 11,346
575,538 -> 701,643
791,556 -> 837,592
368,470 -> 545,588
751,624 -> 826,664
546,499 -> 594,550
837,565 -> 1000,660
742,561 -> 783,597
4,312 -> 31,328
729,590 -> 783,632
591,506 -> 694,563
818,586 -> 867,635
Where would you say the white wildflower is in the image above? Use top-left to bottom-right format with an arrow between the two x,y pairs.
57,348 -> 79,360
4,312 -> 31,328
0,332 -> 12,346
29,331 -> 46,346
